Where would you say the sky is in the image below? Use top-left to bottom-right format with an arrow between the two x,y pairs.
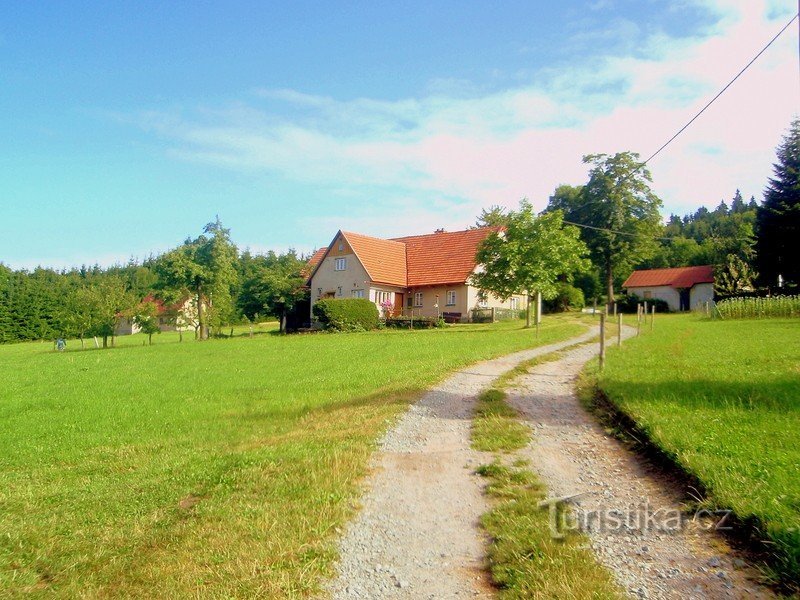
1,0 -> 798,269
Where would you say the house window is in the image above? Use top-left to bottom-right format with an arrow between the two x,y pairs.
446,290 -> 456,306
352,289 -> 365,298
338,242 -> 344,251
477,291 -> 488,308
334,258 -> 347,271
510,297 -> 519,310
406,295 -> 412,308
414,292 -> 423,307
643,291 -> 652,299
375,291 -> 392,305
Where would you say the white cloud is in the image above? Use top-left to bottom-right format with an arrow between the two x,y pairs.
140,0 -> 799,232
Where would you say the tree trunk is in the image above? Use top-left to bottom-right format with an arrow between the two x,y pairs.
148,333 -> 152,345
280,310 -> 287,334
196,290 -> 207,340
605,261 -> 615,312
80,336 -> 85,350
526,294 -> 532,328
102,335 -> 108,348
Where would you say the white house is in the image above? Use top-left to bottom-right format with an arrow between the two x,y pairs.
622,265 -> 715,312
305,227 -> 530,322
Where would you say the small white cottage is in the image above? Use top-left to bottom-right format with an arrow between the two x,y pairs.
622,265 -> 714,312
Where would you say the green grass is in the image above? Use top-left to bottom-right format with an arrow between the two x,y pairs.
472,388 -> 530,453
594,314 -> 800,589
477,460 -> 623,599
0,318 -> 584,597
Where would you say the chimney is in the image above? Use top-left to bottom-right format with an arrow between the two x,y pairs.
434,228 -> 445,234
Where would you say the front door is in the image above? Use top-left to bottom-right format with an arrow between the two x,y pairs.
394,293 -> 404,316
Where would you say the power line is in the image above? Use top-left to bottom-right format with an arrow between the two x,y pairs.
642,11 -> 799,166
561,12 -> 799,242
562,219 -> 676,241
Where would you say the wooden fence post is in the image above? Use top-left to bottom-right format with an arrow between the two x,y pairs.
617,312 -> 622,347
599,313 -> 606,370
636,304 -> 642,337
651,305 -> 655,331
491,307 -> 496,323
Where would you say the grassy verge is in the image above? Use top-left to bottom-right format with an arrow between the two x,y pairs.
471,343 -> 623,599
590,314 -> 800,592
0,318 -> 584,597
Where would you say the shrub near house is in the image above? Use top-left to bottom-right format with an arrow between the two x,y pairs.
312,298 -> 379,332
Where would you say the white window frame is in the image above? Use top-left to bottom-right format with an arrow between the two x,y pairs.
414,292 -> 423,307
446,290 -> 456,306
510,297 -> 519,310
376,291 -> 392,305
334,257 -> 347,271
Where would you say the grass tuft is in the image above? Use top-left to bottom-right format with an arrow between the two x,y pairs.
472,388 -> 530,453
476,460 -> 622,599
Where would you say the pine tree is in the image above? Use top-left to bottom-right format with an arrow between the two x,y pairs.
756,118 -> 800,287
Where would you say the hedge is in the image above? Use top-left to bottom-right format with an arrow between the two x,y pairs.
312,298 -> 379,332
615,293 -> 669,314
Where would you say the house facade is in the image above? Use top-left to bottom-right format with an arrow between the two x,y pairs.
622,265 -> 714,312
115,296 -> 197,336
306,228 -> 529,322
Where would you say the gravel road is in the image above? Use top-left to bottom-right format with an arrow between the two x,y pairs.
507,339 -> 773,600
326,329 -> 599,599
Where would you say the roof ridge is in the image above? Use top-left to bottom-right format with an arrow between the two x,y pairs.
341,230 -> 407,247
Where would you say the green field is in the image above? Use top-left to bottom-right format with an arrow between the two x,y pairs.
0,318 -> 584,597
596,314 -> 800,587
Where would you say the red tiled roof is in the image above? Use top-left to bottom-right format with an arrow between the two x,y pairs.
392,227 -> 499,287
623,265 -> 715,289
307,247 -> 327,268
307,227 -> 499,288
342,231 -> 407,286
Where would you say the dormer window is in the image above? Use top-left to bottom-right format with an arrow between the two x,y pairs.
338,242 -> 344,251
334,258 -> 347,271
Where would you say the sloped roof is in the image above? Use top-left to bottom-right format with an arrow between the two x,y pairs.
392,227 -> 499,287
341,231 -> 407,286
623,265 -> 715,289
307,247 -> 327,269
307,226 -> 499,288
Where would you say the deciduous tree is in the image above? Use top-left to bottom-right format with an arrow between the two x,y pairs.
471,200 -> 589,328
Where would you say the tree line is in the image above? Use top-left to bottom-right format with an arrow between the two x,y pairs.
0,218 -> 310,345
2,119 -> 797,343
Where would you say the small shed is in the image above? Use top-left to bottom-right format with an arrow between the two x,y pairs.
622,266 -> 714,312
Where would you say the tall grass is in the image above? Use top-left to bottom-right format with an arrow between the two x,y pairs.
716,295 -> 800,319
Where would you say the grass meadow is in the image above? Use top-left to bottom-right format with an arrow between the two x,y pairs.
0,317 -> 584,597
595,314 -> 800,589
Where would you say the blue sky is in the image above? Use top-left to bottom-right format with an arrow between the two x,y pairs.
1,0 -> 798,269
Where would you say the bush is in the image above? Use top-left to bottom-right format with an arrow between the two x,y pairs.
543,283 -> 585,313
615,294 -> 669,314
312,298 -> 379,332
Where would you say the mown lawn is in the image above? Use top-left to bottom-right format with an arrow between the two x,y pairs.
596,314 -> 800,587
0,318 -> 584,597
